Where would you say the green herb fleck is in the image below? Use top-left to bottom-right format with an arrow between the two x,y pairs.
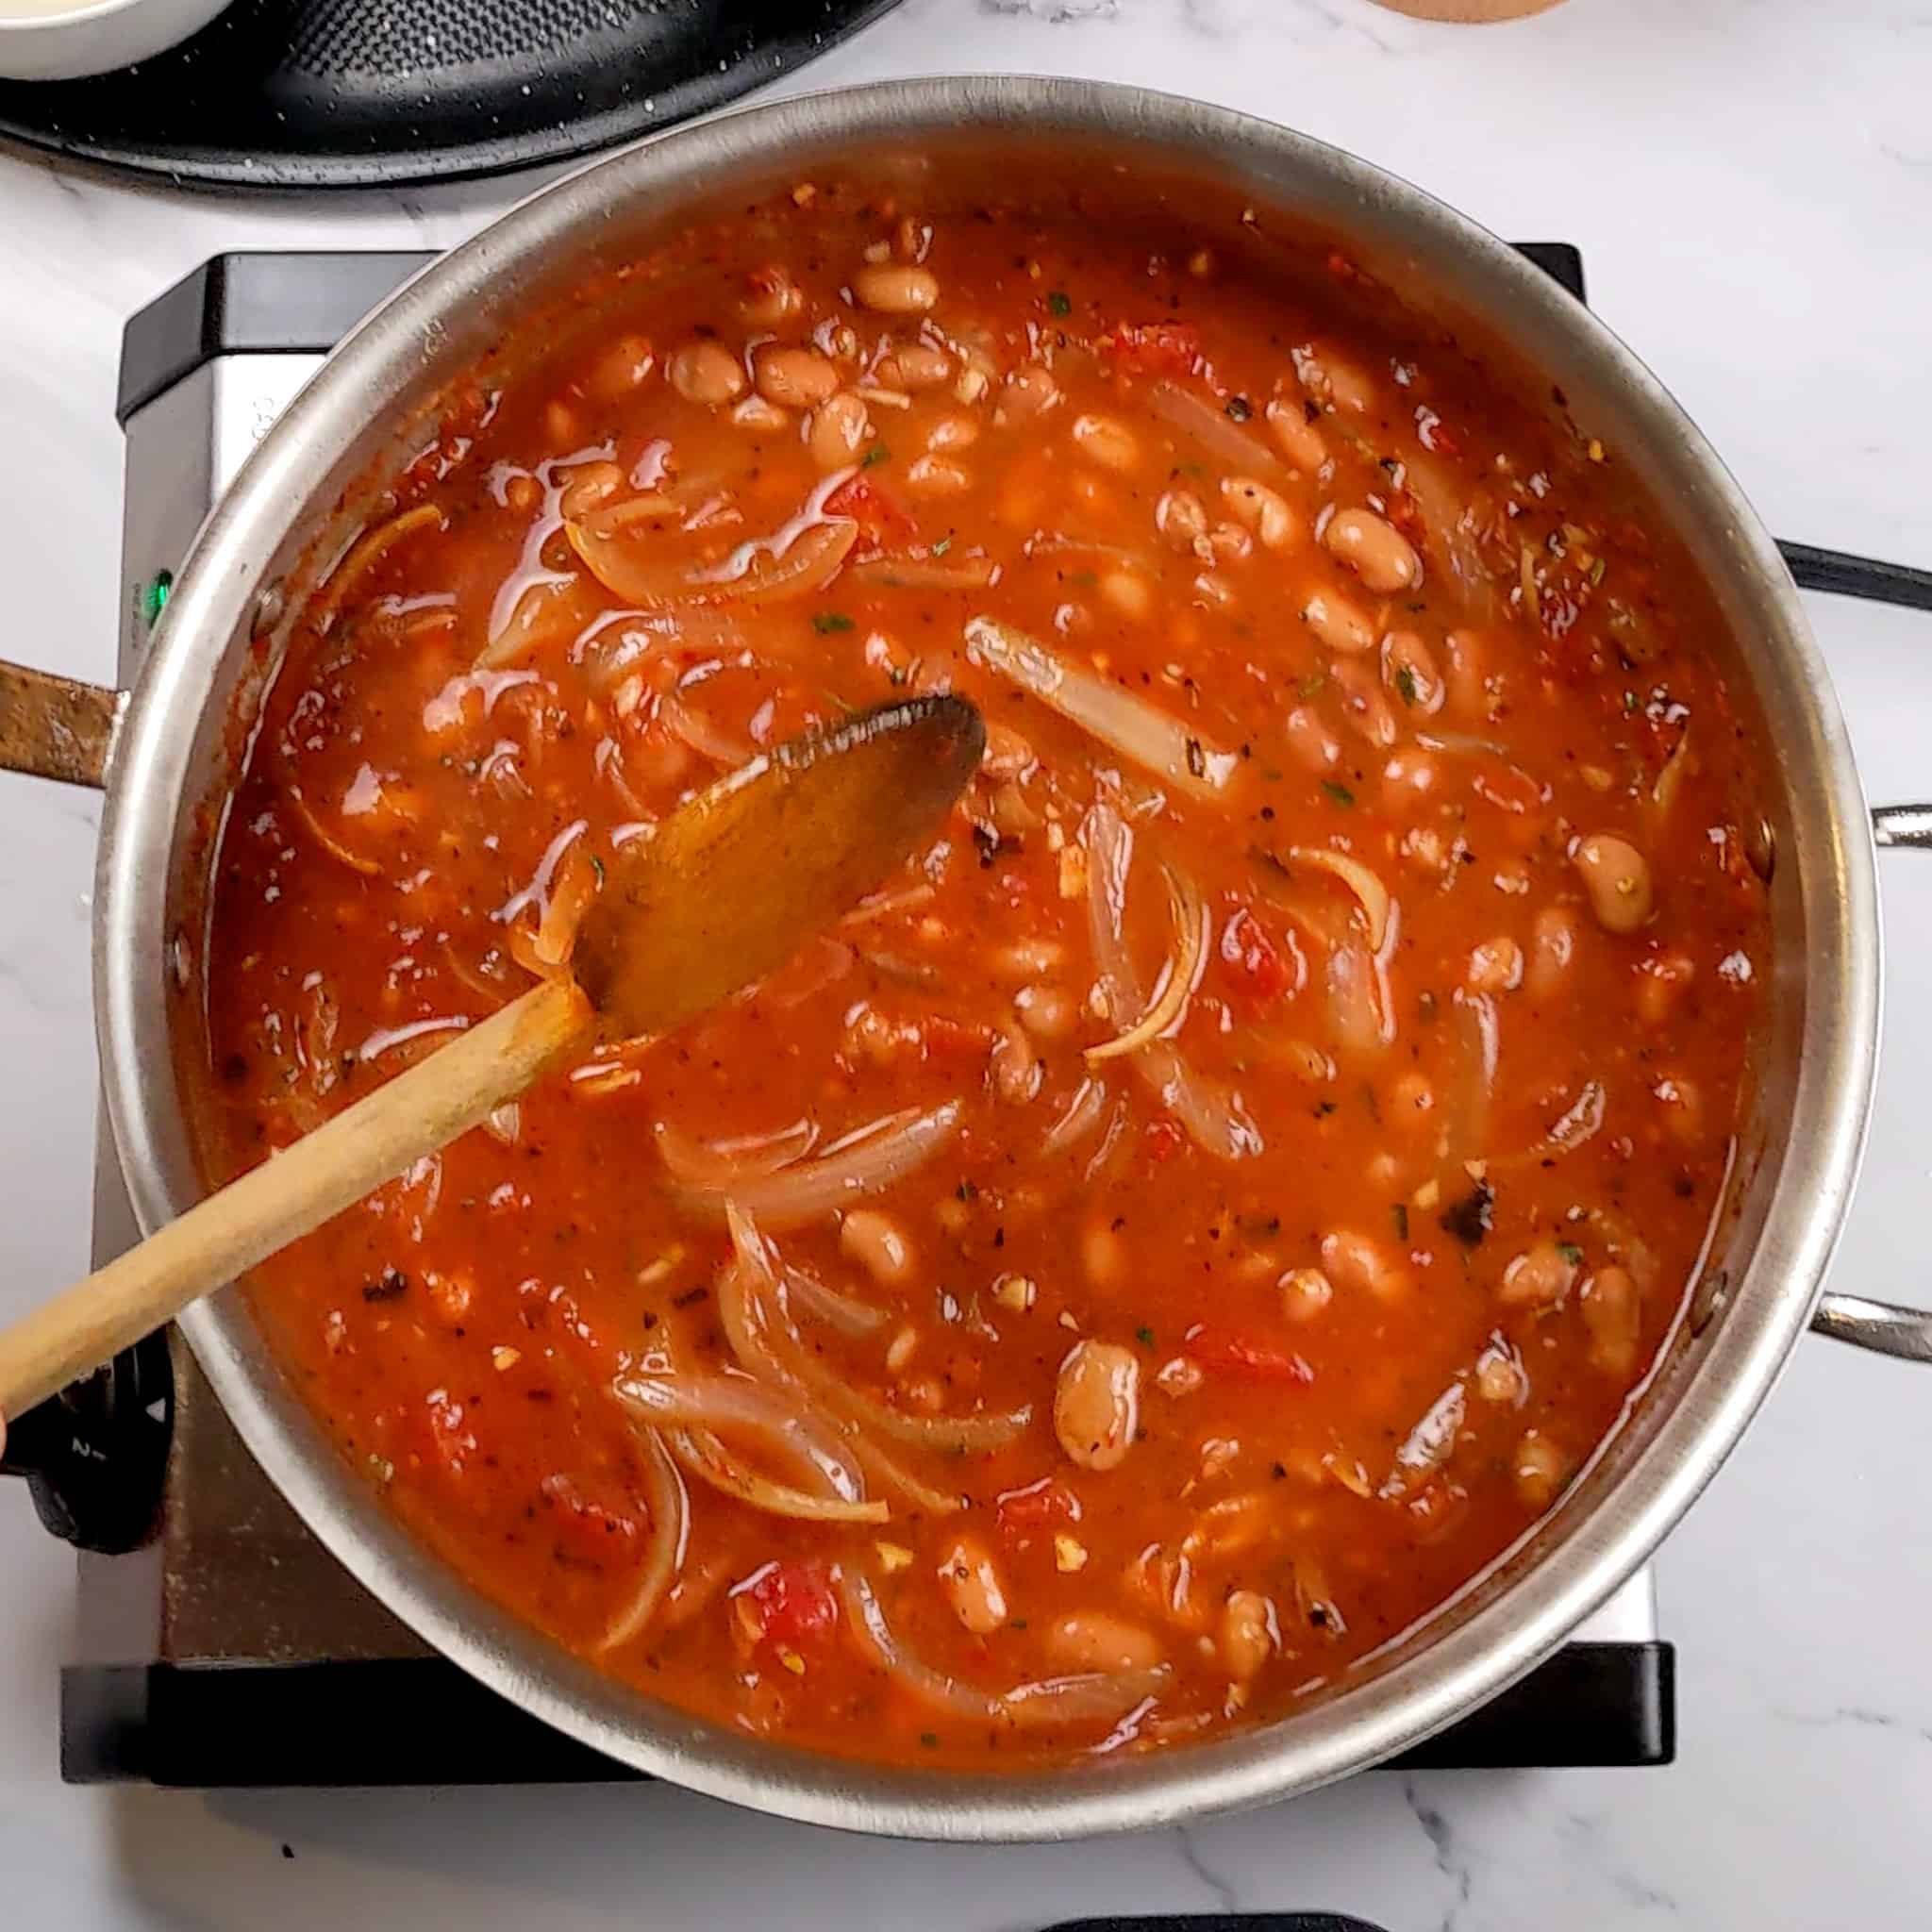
1590,556 -> 1607,586
1392,1203 -> 1410,1241
1322,779 -> 1357,808
1557,1241 -> 1585,1266
1136,1324 -> 1156,1347
1225,394 -> 1254,424
919,1732 -> 940,1749
1297,672 -> 1326,698
1395,664 -> 1419,707
1315,1099 -> 1339,1117
1186,737 -> 1207,780
931,535 -> 953,557
860,442 -> 891,469
589,854 -> 606,885
812,611 -> 856,635
1009,1617 -> 1028,1630
1623,690 -> 1640,715
1047,290 -> 1072,318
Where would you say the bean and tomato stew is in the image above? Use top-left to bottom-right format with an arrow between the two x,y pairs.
188,167 -> 1769,1768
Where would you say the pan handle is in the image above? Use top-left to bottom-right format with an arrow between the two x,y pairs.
1806,802 -> 1932,1363
0,661 -> 125,790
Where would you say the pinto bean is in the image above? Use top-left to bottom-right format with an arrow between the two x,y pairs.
1071,412 -> 1140,473
1324,508 -> 1421,592
1220,1591 -> 1276,1680
1047,1610 -> 1163,1673
808,391 -> 872,471
755,345 -> 841,408
1574,834 -> 1654,933
853,263 -> 940,313
938,1537 -> 1009,1635
668,341 -> 745,407
1055,1340 -> 1140,1471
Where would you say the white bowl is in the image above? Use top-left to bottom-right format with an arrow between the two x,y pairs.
0,0 -> 232,82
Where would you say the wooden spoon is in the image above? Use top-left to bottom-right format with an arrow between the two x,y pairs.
0,692 -> 985,1420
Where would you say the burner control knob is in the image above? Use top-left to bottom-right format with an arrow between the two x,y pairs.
0,1331 -> 171,1553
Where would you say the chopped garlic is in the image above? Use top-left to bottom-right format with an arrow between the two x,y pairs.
875,1541 -> 915,1574
993,1273 -> 1038,1312
492,1345 -> 522,1373
1055,1534 -> 1089,1574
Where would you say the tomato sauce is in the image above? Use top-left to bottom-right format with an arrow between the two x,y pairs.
185,165 -> 1770,1768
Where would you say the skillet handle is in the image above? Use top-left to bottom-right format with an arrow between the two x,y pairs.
0,661 -> 125,790
1810,1293 -> 1932,1365
1807,802 -> 1932,1363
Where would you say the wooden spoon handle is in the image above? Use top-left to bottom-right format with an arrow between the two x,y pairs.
0,975 -> 593,1419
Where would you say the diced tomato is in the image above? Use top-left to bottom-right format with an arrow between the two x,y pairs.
740,1560 -> 841,1650
1188,1330 -> 1315,1385
1144,1118 -> 1185,1165
538,1472 -> 641,1560
823,474 -> 916,545
1108,320 -> 1203,376
996,1476 -> 1081,1535
1219,905 -> 1296,1001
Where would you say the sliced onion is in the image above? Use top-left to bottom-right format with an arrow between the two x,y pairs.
596,1426 -> 688,1654
670,1101 -> 962,1228
1084,798 -> 1262,1160
1403,448 -> 1497,619
705,519 -> 860,608
443,940 -> 518,1006
1148,380 -> 1283,479
654,1117 -> 817,1188
841,1571 -> 1170,1726
1418,729 -> 1509,760
665,1427 -> 888,1524
723,1207 -> 1031,1454
1282,846 -> 1391,952
1650,726 -> 1692,819
849,1435 -> 968,1515
611,1374 -> 875,1515
966,617 -> 1238,803
1325,943 -> 1385,1057
476,575 -> 600,672
567,510 -> 858,608
1381,1379 -> 1468,1497
661,695 -> 754,765
532,840 -> 599,969
1498,1078 -> 1606,1169
1041,1075 -> 1111,1157
788,1271 -> 891,1339
1435,991 -> 1497,1192
286,788 -> 379,877
840,882 -> 937,925
309,503 -> 445,632
850,554 -> 999,591
1085,864 -> 1206,1064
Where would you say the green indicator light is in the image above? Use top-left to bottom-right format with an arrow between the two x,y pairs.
142,569 -> 174,628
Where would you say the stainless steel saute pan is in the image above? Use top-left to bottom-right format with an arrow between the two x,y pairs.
2,76 -> 1927,1839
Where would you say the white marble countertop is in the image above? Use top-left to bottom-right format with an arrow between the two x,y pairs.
3,0 -> 1930,1924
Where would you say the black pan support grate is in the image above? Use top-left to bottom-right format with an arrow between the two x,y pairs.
0,0 -> 903,190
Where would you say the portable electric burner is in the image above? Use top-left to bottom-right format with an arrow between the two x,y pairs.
19,243 -> 1695,1787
